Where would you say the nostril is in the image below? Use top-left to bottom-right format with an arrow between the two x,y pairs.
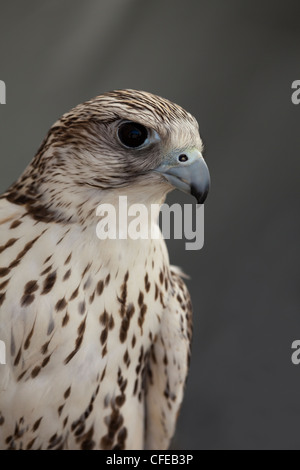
178,154 -> 188,162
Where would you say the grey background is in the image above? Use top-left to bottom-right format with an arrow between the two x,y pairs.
0,0 -> 299,450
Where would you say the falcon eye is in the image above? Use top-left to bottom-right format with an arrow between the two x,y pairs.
117,121 -> 149,149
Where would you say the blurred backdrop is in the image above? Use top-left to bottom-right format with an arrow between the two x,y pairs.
0,0 -> 299,450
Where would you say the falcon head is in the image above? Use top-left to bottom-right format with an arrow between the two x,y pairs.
8,90 -> 210,221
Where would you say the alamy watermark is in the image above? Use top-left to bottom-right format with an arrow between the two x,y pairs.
0,340 -> 5,365
0,80 -> 6,104
96,196 -> 205,250
291,80 -> 300,105
291,340 -> 300,365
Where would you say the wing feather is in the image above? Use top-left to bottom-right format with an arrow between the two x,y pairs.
144,267 -> 192,450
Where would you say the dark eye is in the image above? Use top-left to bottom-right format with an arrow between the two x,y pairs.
118,121 -> 148,148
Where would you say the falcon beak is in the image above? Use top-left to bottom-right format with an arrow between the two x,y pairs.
154,149 -> 210,204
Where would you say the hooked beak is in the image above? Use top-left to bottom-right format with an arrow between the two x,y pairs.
154,149 -> 210,204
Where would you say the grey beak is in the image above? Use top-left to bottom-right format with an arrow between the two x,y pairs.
155,157 -> 210,204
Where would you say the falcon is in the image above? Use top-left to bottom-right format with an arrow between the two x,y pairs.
0,90 -> 210,450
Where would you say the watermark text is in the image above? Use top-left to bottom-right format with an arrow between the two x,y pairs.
291,340 -> 300,365
96,196 -> 205,250
0,80 -> 6,104
0,340 -> 6,365
291,80 -> 300,105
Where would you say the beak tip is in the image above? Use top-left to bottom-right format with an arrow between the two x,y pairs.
191,186 -> 209,205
